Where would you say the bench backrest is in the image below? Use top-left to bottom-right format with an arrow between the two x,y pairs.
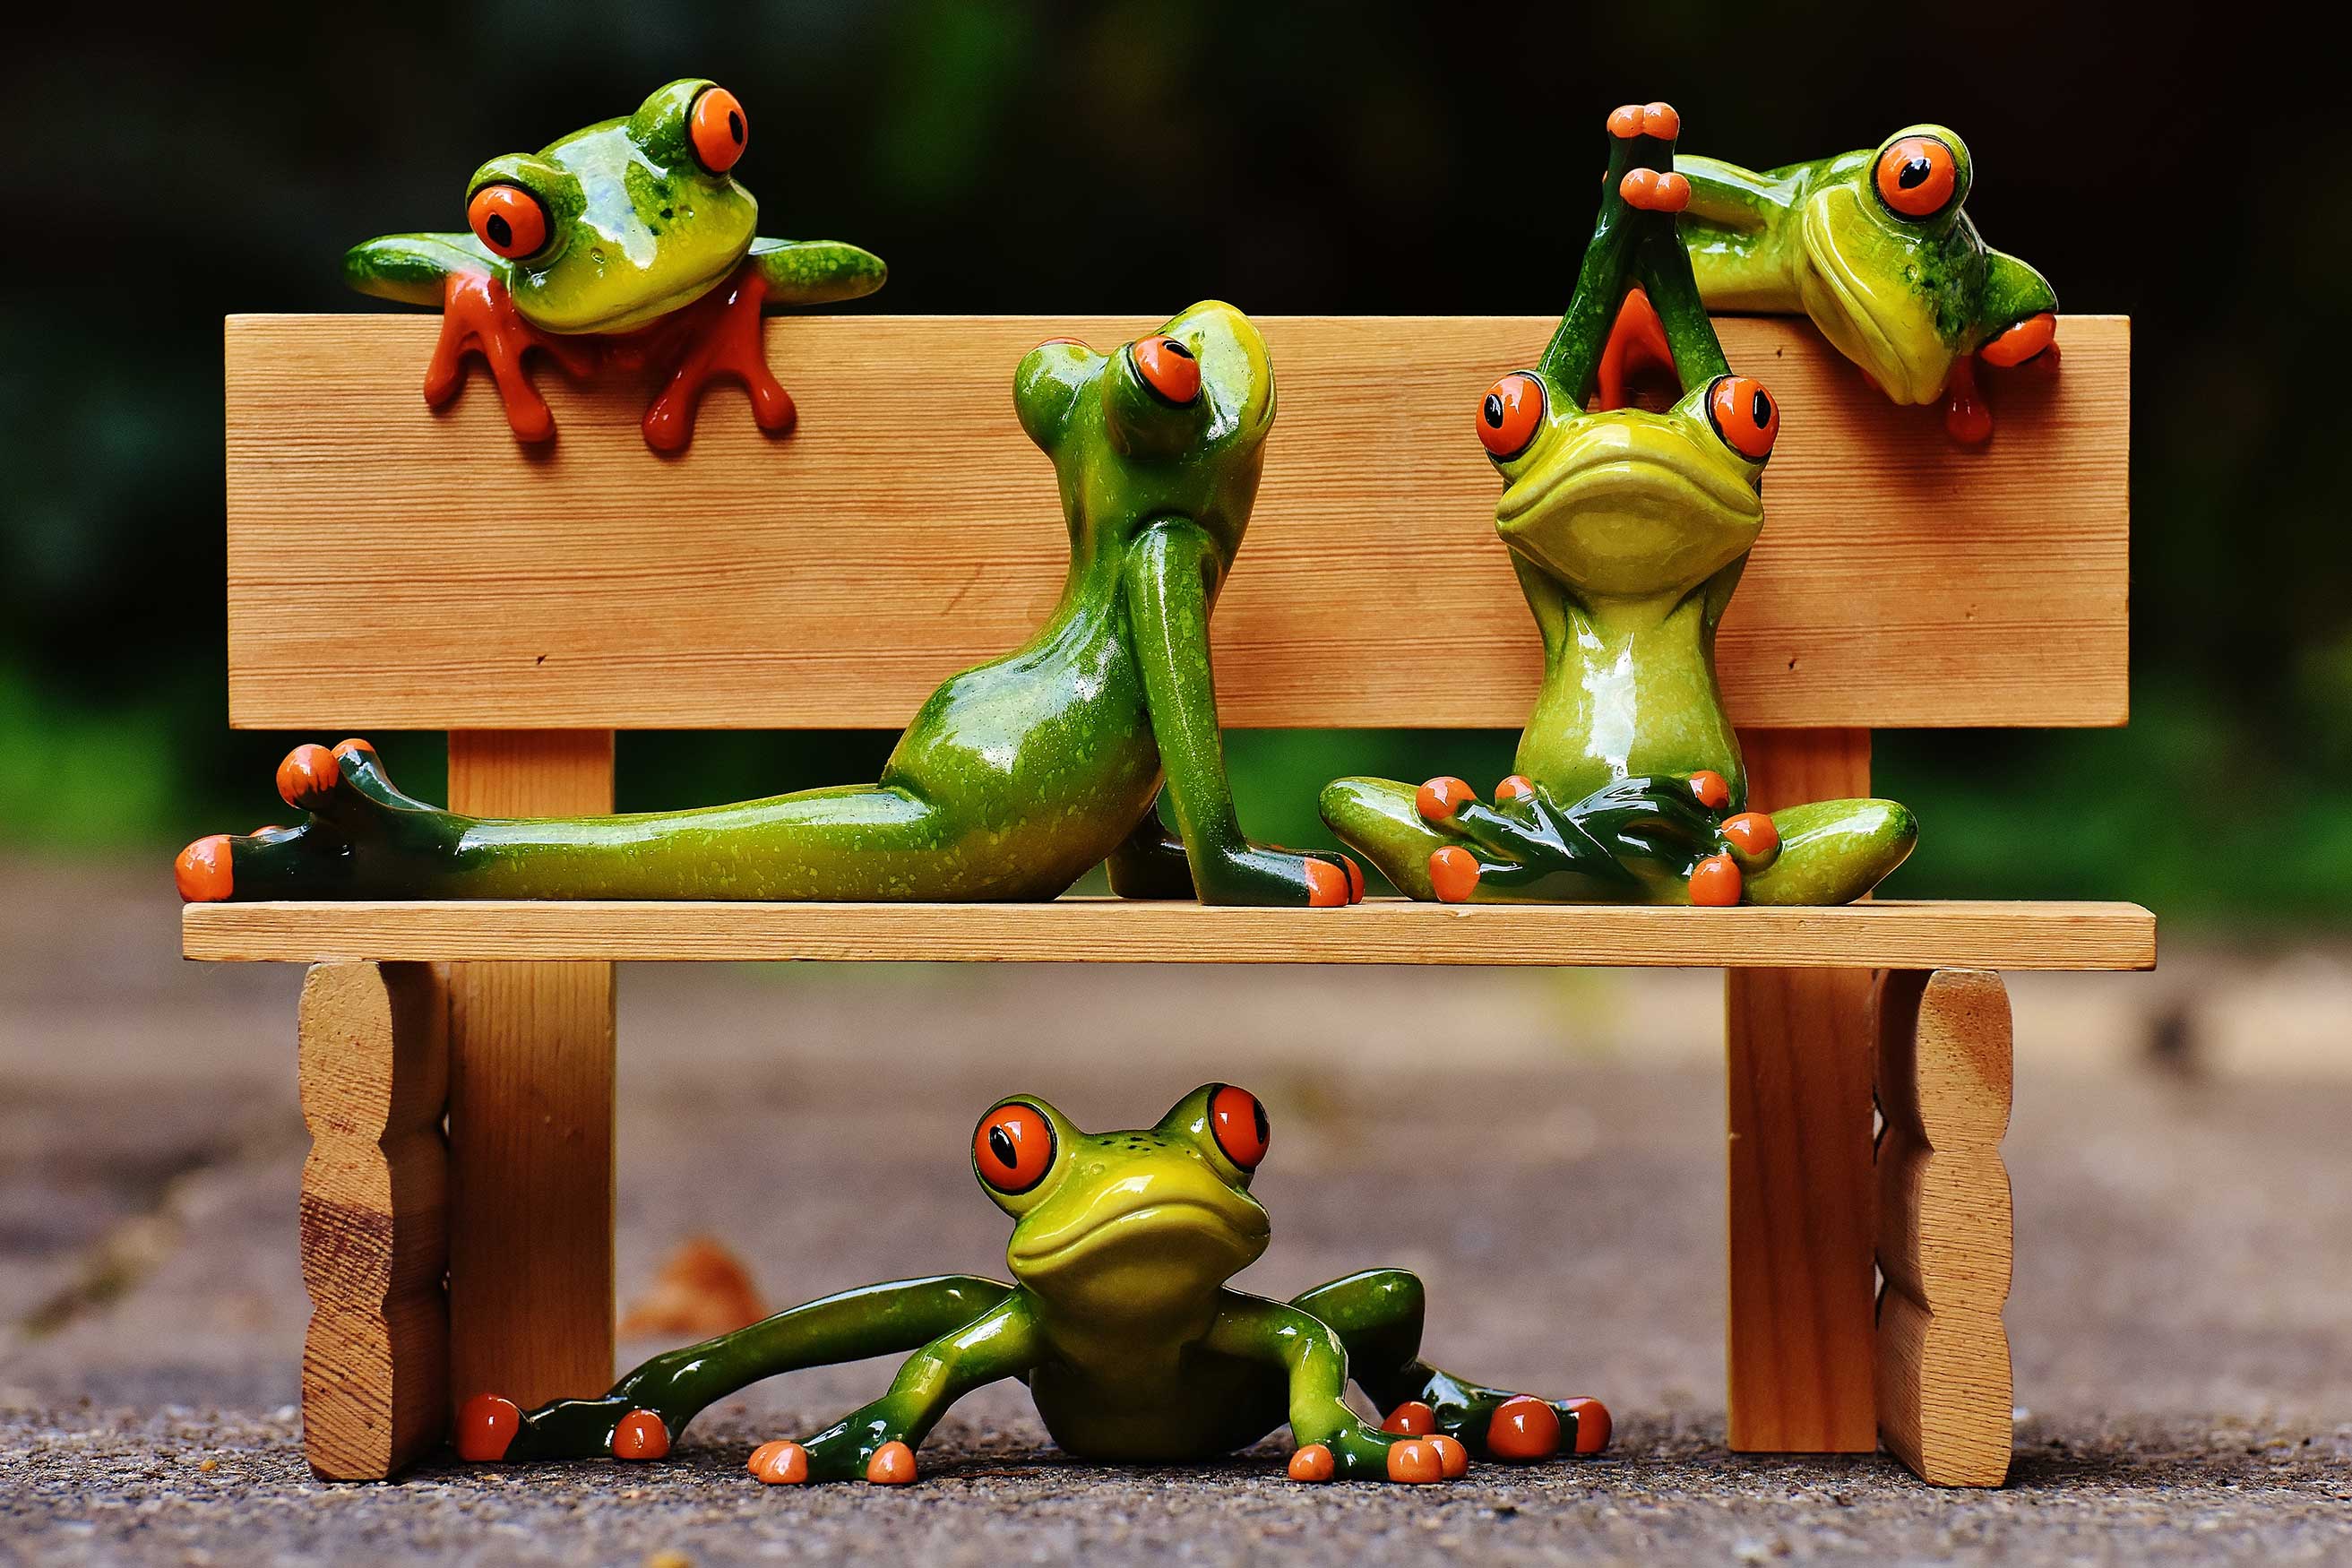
224,314 -> 2128,733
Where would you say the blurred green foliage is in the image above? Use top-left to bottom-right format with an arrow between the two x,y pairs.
2,2 -> 2345,928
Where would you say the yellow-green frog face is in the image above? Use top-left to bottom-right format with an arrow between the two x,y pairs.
974,1085 -> 1271,1321
461,79 -> 760,334
1793,125 -> 2057,404
1476,365 -> 1777,599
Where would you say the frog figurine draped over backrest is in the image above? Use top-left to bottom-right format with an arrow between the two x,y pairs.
1320,102 -> 1918,908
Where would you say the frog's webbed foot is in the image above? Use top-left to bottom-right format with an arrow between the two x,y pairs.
1288,1421 -> 1469,1485
454,1391 -> 672,1463
746,1436 -> 917,1486
1380,1391 -> 1612,1463
172,738 -> 466,902
1193,845 -> 1366,909
640,263 -> 794,452
426,272 -> 601,444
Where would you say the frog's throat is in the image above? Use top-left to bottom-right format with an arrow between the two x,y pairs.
1497,423 -> 1763,536
1796,194 -> 1956,405
522,249 -> 745,336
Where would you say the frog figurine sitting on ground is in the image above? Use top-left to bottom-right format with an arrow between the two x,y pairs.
345,79 -> 886,450
455,1085 -> 1608,1484
1319,103 -> 1916,908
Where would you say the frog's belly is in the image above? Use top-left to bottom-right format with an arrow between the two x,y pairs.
1030,1350 -> 1285,1463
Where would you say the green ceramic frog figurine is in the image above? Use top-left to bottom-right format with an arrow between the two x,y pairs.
1320,102 -> 1915,909
174,304 -> 1365,909
345,79 -> 886,451
452,1085 -> 1609,1485
1668,121 -> 2060,443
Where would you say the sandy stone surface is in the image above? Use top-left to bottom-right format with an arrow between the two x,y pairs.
2,859 -> 2348,1564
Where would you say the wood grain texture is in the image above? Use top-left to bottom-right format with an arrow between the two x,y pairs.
1875,968 -> 2016,1486
444,732 -> 617,1414
297,961 -> 448,1481
181,895 -> 2155,969
1725,729 -> 1879,1452
223,314 -> 2128,731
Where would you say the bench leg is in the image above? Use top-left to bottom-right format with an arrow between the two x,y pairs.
1724,728 -> 1879,1452
297,961 -> 450,1480
1874,969 -> 2014,1486
445,730 -> 617,1416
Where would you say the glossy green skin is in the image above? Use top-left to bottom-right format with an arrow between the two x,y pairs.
194,305 -> 1354,907
1680,125 -> 2056,405
343,79 -> 884,331
1322,112 -> 1915,906
487,1087 -> 1597,1479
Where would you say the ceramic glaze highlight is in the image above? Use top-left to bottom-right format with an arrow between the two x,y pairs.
453,1086 -> 1610,1484
1320,103 -> 1917,908
1676,124 -> 2059,442
344,79 -> 888,449
175,305 -> 1362,909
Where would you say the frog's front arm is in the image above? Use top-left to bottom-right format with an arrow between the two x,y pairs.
1202,1293 -> 1456,1483
344,232 -> 504,306
1121,521 -> 1362,908
763,1291 -> 1042,1484
748,237 -> 887,306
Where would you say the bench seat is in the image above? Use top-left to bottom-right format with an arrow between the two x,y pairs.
186,896 -> 2155,969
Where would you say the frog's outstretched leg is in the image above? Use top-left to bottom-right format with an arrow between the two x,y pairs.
1125,521 -> 1364,908
177,738 -> 1103,902
453,1275 -> 1013,1465
1289,1270 -> 1611,1462
1204,1293 -> 1466,1483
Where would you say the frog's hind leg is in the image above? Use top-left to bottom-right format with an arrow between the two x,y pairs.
1742,797 -> 1917,906
455,1275 -> 1013,1464
174,738 -> 470,902
1291,1269 -> 1611,1460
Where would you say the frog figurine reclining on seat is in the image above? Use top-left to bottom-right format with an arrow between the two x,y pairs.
175,303 -> 1364,909
454,1085 -> 1608,1485
1601,115 -> 2059,443
345,79 -> 887,451
1319,102 -> 1916,909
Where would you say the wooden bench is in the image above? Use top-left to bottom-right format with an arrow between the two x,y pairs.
197,312 -> 2145,1488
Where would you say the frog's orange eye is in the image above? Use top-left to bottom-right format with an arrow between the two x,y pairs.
467,185 -> 548,261
1707,375 -> 1779,460
1979,312 -> 2057,367
1477,373 -> 1544,460
690,87 -> 748,174
1209,1084 -> 1270,1171
1132,336 -> 1201,405
974,1102 -> 1056,1195
1874,136 -> 1958,220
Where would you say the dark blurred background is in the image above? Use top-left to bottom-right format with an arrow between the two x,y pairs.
4,2 -> 2344,928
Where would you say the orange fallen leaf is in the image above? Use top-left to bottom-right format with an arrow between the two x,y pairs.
619,1236 -> 769,1338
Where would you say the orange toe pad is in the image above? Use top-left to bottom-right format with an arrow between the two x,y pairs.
866,1439 -> 918,1484
276,744 -> 341,807
611,1409 -> 670,1460
749,1439 -> 810,1484
1305,858 -> 1349,908
174,835 -> 234,903
1485,1395 -> 1561,1461
1566,1396 -> 1612,1454
1381,1400 -> 1436,1435
1385,1439 -> 1443,1483
1287,1443 -> 1335,1482
454,1394 -> 521,1462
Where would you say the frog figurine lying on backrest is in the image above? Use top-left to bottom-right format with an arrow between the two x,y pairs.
453,1085 -> 1609,1485
345,79 -> 887,451
1319,103 -> 1916,908
175,304 -> 1365,909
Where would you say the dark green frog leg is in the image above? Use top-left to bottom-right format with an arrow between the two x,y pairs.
1106,791 -> 1197,900
455,1275 -> 1014,1464
1289,1270 -> 1610,1461
1202,1293 -> 1426,1480
748,238 -> 889,306
1123,521 -> 1362,908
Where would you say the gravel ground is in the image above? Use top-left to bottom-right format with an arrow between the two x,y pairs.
2,859 -> 2348,1564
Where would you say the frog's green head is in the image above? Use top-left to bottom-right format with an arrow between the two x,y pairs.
1012,302 -> 1276,558
1795,125 -> 2058,402
461,80 -> 760,335
976,1085 -> 1272,1319
1475,359 -> 1774,599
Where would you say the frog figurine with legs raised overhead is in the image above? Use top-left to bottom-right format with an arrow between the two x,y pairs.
175,304 -> 1363,909
1319,102 -> 1916,909
345,79 -> 887,450
454,1085 -> 1609,1485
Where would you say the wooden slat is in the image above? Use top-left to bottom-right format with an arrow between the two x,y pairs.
1725,729 -> 1878,1454
183,896 -> 2154,969
225,314 -> 2128,732
444,732 -> 617,1415
1875,969 -> 2016,1486
297,961 -> 448,1480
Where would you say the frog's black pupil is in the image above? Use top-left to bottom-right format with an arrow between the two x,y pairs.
1163,340 -> 1194,360
1483,393 -> 1504,428
486,213 -> 513,248
1253,1101 -> 1270,1146
1899,156 -> 1932,190
988,1125 -> 1017,1170
1751,390 -> 1771,428
728,110 -> 744,145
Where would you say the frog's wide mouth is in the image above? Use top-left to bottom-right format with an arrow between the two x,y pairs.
1497,421 -> 1761,533
1008,1198 -> 1269,1273
1796,194 -> 1953,405
526,252 -> 745,336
